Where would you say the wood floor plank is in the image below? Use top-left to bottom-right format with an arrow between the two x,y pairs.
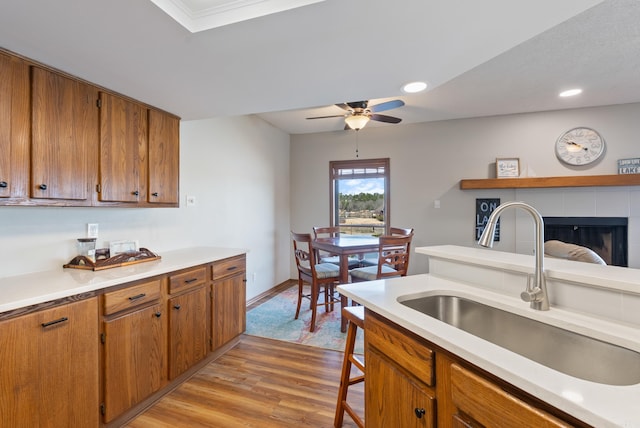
126,335 -> 364,428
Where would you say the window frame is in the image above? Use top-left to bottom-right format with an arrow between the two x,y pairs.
329,158 -> 390,235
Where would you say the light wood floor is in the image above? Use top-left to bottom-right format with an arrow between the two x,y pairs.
126,334 -> 364,427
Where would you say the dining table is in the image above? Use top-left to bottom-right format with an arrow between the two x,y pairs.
312,234 -> 380,332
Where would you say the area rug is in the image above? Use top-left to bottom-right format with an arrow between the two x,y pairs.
245,284 -> 364,354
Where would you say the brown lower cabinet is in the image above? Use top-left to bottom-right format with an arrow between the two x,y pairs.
168,276 -> 209,380
0,254 -> 246,427
0,297 -> 99,428
102,297 -> 167,423
365,309 -> 591,428
211,255 -> 246,350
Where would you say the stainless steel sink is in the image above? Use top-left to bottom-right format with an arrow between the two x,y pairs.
400,294 -> 640,385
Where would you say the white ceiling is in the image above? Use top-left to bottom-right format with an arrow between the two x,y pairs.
1,0 -> 637,135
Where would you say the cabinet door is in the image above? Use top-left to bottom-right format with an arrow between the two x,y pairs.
32,67 -> 98,202
148,109 -> 179,204
168,286 -> 209,380
0,298 -> 99,428
0,52 -> 29,199
102,303 -> 166,422
450,364 -> 572,428
211,272 -> 246,350
98,92 -> 147,203
366,347 -> 436,428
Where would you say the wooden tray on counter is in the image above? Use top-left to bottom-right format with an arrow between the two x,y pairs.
63,248 -> 161,271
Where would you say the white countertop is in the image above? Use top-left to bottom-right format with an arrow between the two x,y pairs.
338,275 -> 640,428
418,244 -> 640,294
0,247 -> 246,314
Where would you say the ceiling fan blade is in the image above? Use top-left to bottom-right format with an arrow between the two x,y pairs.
369,99 -> 405,113
370,114 -> 402,124
335,103 -> 352,111
306,114 -> 346,120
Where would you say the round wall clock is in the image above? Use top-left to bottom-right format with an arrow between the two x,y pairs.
555,127 -> 605,166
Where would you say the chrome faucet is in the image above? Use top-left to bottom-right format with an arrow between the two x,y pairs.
478,201 -> 550,311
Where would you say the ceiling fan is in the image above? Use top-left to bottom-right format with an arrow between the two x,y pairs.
306,99 -> 405,130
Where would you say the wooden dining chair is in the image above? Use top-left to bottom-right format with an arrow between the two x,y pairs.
312,226 -> 360,269
360,227 -> 414,267
349,233 -> 413,282
291,231 -> 342,332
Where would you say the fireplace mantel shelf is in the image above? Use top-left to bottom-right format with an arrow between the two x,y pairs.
459,174 -> 640,190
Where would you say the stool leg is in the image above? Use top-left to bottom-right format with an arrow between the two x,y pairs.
334,320 -> 358,427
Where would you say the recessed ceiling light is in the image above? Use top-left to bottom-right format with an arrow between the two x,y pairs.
402,81 -> 427,93
559,88 -> 582,97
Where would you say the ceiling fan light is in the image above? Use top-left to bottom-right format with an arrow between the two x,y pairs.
345,115 -> 370,130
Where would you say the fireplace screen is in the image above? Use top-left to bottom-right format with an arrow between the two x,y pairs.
544,217 -> 628,267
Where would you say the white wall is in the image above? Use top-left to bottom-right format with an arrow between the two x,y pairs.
290,103 -> 640,275
0,115 -> 291,300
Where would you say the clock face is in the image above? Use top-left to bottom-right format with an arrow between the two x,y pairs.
555,127 -> 605,166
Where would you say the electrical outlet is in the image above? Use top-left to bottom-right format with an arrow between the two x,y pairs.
87,223 -> 99,238
186,195 -> 196,206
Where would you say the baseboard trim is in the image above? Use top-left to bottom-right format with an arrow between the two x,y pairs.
246,279 -> 296,310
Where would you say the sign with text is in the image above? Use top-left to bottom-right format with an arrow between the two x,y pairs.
476,198 -> 500,241
618,158 -> 640,174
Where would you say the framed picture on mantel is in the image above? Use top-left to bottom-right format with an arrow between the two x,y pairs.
496,158 -> 520,178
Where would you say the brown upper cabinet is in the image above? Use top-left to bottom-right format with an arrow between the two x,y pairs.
0,48 -> 180,208
148,109 -> 180,204
32,67 -> 98,204
98,92 -> 148,204
0,52 -> 30,201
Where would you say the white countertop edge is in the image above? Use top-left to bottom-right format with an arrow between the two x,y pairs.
338,275 -> 640,428
0,247 -> 247,313
416,245 -> 640,295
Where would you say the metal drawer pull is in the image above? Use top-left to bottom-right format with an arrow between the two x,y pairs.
173,304 -> 181,310
414,408 -> 426,419
184,278 -> 198,283
0,181 -> 7,188
226,266 -> 237,271
128,293 -> 146,301
41,317 -> 69,328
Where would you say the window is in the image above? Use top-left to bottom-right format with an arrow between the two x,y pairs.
330,158 -> 390,236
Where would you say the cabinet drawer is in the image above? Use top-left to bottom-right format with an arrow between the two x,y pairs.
169,266 -> 207,294
450,364 -> 572,428
212,255 -> 246,280
103,279 -> 162,316
365,310 -> 434,386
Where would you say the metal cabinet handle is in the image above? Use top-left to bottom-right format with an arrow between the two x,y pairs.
414,408 -> 426,419
154,312 -> 162,318
132,190 -> 139,196
0,181 -> 7,188
41,317 -> 69,328
39,184 -> 47,190
226,266 -> 237,271
128,293 -> 146,301
151,192 -> 158,197
173,304 -> 181,310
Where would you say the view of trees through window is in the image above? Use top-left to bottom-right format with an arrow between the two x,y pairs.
330,159 -> 389,236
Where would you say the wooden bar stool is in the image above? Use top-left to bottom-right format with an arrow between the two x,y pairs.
334,305 -> 365,428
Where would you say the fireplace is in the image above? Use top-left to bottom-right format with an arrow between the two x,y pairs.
543,217 -> 628,267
